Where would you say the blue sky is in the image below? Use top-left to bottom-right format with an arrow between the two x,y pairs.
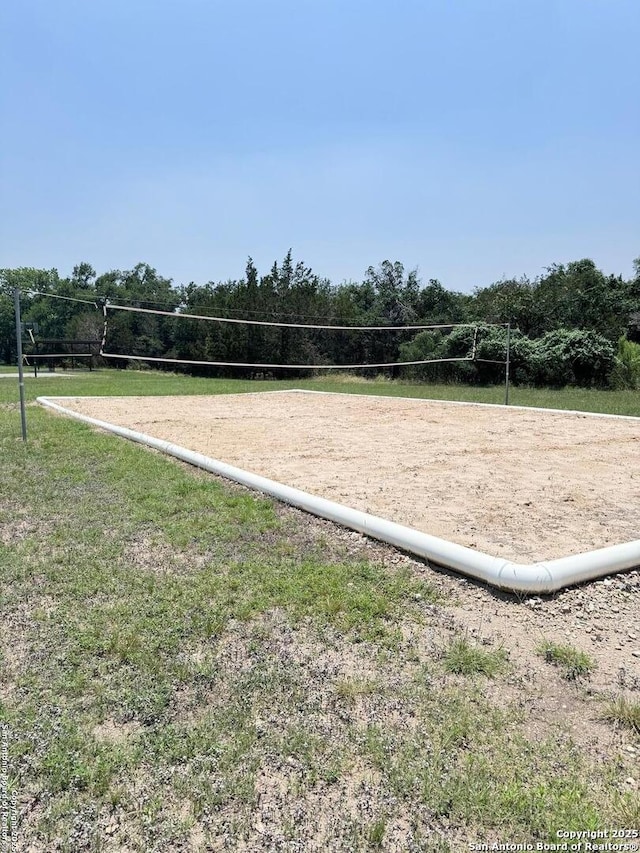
1,0 -> 638,292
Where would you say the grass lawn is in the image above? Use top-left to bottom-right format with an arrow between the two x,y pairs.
1,369 -> 638,850
2,365 -> 640,414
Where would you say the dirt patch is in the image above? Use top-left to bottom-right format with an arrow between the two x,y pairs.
122,531 -> 210,574
0,499 -> 56,547
92,718 -> 142,744
0,517 -> 33,546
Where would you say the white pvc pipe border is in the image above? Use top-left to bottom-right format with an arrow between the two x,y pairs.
37,395 -> 640,594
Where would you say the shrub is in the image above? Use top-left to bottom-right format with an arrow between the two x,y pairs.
398,327 -> 474,383
399,324 -> 617,388
610,337 -> 640,389
474,327 -> 540,386
534,329 -> 616,387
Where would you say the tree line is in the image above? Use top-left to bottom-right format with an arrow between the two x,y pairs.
1,252 -> 639,388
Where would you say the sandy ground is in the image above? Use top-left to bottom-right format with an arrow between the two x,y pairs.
48,391 -> 640,563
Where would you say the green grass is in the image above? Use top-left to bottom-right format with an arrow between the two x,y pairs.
1,365 -> 640,415
602,696 -> 640,736
1,369 -> 638,849
367,818 -> 387,847
443,636 -> 507,677
536,642 -> 596,681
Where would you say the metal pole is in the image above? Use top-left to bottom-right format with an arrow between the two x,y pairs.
14,288 -> 27,441
504,322 -> 511,406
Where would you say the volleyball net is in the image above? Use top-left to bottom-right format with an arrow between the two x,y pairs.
16,289 -> 511,379
98,302 -> 510,374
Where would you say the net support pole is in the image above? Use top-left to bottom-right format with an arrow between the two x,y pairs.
504,322 -> 511,406
27,327 -> 38,377
14,288 -> 27,441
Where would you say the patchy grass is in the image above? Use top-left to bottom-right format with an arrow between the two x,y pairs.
602,695 -> 640,736
537,642 -> 595,681
442,636 -> 507,677
367,817 -> 387,847
1,370 -> 638,850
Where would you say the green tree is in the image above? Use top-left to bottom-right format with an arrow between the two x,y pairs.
535,260 -> 629,341
71,262 -> 96,291
98,264 -> 179,363
360,261 -> 422,372
470,277 -> 541,336
415,279 -> 470,325
364,260 -> 419,324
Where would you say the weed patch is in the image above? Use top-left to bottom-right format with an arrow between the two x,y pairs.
601,695 -> 640,735
537,642 -> 595,681
443,636 -> 507,677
